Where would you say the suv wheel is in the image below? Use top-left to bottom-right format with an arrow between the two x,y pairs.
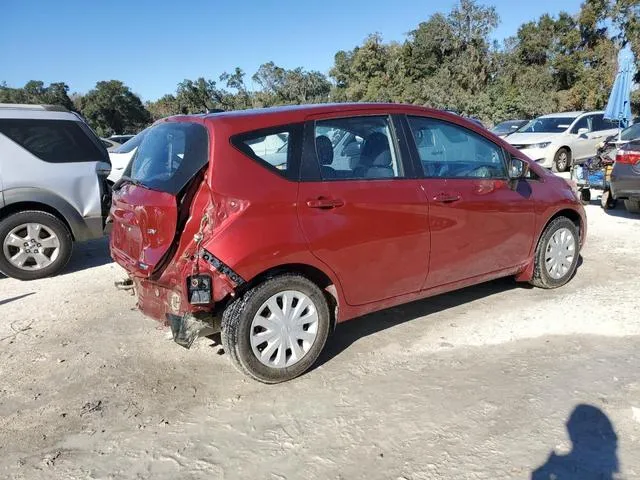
221,274 -> 330,383
624,199 -> 640,214
0,211 -> 73,280
552,148 -> 571,172
530,217 -> 580,289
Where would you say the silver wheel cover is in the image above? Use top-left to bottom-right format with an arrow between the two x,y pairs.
2,223 -> 61,271
250,290 -> 319,368
545,227 -> 576,279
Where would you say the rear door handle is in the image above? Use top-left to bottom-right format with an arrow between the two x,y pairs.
306,197 -> 345,209
433,192 -> 461,204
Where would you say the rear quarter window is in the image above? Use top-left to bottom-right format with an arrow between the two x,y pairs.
230,124 -> 303,180
0,118 -> 108,163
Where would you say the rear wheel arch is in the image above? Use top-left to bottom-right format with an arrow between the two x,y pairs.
0,201 -> 74,240
235,263 -> 341,330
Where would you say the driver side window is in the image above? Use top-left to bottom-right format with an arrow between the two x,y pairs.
407,116 -> 507,179
571,116 -> 590,134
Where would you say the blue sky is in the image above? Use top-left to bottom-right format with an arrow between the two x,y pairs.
1,0 -> 583,101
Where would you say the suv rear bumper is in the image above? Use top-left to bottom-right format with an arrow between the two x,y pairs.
611,163 -> 640,200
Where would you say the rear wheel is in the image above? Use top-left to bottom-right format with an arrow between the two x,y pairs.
552,148 -> 571,172
0,211 -> 73,280
579,188 -> 591,205
221,274 -> 330,383
530,217 -> 580,289
624,199 -> 640,214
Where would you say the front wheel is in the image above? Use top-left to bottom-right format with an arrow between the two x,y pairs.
221,274 -> 331,383
552,148 -> 571,173
0,210 -> 73,280
530,217 -> 580,289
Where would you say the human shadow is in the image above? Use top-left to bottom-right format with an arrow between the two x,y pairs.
531,404 -> 619,480
314,277 -> 518,369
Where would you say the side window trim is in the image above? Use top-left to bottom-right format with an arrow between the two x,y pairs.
404,114 -> 509,180
229,123 -> 304,181
301,113 -> 409,182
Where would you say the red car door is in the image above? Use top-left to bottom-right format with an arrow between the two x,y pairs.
297,114 -> 431,306
404,115 -> 536,288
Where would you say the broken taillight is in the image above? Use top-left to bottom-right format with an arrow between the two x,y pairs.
616,149 -> 640,165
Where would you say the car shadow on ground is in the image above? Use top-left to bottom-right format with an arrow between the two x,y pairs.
314,277 -> 520,369
583,197 -> 640,219
0,237 -> 113,281
315,255 -> 584,370
531,404 -> 619,479
61,237 -> 113,275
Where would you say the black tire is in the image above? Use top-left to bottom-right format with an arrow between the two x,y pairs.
0,211 -> 73,280
552,148 -> 571,172
624,199 -> 640,214
601,190 -> 617,210
579,188 -> 591,205
221,274 -> 330,383
530,216 -> 580,289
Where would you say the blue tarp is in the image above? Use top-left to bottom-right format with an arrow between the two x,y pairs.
604,46 -> 636,129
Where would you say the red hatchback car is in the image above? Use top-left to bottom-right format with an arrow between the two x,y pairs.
109,104 -> 586,383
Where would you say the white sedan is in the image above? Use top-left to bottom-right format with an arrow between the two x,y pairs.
506,111 -> 618,172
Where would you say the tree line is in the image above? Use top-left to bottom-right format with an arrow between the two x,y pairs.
1,0 -> 638,137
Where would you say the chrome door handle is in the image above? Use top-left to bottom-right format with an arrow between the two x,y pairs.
306,198 -> 345,209
433,192 -> 461,203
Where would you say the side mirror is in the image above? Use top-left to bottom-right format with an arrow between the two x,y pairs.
509,157 -> 529,180
577,128 -> 589,137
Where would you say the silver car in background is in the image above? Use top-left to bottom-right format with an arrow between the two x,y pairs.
0,104 -> 111,280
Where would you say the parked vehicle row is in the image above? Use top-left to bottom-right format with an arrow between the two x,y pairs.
505,111 -> 619,172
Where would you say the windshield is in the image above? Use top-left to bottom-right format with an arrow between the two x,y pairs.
519,117 -> 577,134
493,121 -> 524,134
113,128 -> 149,153
621,123 -> 640,141
127,122 -> 208,194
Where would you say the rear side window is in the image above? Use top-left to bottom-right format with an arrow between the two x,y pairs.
592,115 -> 617,132
127,122 -> 208,194
231,124 -> 303,180
0,119 -> 108,163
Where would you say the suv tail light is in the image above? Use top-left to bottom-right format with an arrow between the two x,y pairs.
616,149 -> 640,165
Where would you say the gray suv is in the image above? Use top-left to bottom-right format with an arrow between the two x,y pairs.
0,104 -> 111,280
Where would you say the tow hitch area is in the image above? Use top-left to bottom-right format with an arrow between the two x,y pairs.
168,313 -> 209,349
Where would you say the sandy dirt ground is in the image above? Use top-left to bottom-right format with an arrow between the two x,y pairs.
1,202 -> 639,480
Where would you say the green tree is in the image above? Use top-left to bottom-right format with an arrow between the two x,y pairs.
0,80 -> 74,110
253,62 -> 331,105
79,80 -> 151,136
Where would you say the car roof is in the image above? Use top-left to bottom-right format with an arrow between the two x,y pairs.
158,103 -> 485,133
538,111 -> 584,118
0,103 -> 80,121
